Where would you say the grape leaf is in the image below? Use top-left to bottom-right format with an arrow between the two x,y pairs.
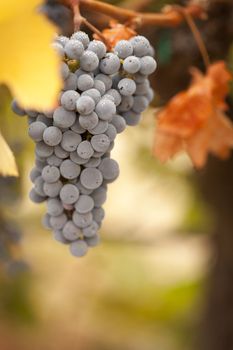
94,20 -> 136,49
153,61 -> 233,168
0,133 -> 18,177
0,0 -> 62,110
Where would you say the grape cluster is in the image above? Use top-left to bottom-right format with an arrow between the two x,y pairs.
12,31 -> 156,257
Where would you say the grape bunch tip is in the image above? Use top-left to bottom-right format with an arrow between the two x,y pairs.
11,31 -> 157,258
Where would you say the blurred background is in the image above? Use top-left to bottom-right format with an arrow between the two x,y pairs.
0,0 -> 233,349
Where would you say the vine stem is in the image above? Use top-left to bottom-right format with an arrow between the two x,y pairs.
62,0 -> 206,27
81,17 -> 111,48
174,5 -> 210,69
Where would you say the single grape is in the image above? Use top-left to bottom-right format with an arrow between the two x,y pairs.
61,90 -> 80,111
84,157 -> 101,168
145,87 -> 154,103
118,78 -> 136,96
77,74 -> 94,91
122,110 -> 141,126
71,31 -> 90,48
114,40 -> 133,58
47,155 -> 62,167
60,184 -> 79,204
85,234 -> 100,247
100,53 -> 121,75
63,73 -> 78,91
98,158 -> 119,182
76,96 -> 95,115
53,230 -> 69,244
92,207 -> 105,224
75,195 -> 94,214
70,151 -> 89,165
140,56 -> 157,75
52,42 -> 64,56
75,68 -> 94,79
53,107 -> 76,128
132,95 -> 149,113
82,88 -> 101,104
70,119 -> 86,134
64,39 -> 84,59
55,35 -> 69,47
36,114 -> 53,126
35,141 -> 53,158
95,74 -> 112,90
72,211 -> 93,228
79,112 -> 99,130
80,168 -> 103,190
130,35 -> 150,57
60,159 -> 81,180
54,145 -> 69,159
69,240 -> 88,257
87,40 -> 106,59
42,213 -> 52,230
112,74 -> 121,89
30,167 -> 41,183
110,115 -> 126,133
61,62 -> 70,80
101,94 -> 115,103
95,99 -> 116,121
50,213 -> 67,230
35,158 -> 46,170
76,181 -> 93,195
62,221 -> 81,241
91,186 -> 107,207
123,56 -> 141,74
93,80 -> 106,95
105,89 -> 121,106
77,141 -> 94,159
42,165 -> 60,183
47,198 -> 64,216
11,100 -> 25,116
88,120 -> 108,135
92,151 -> 105,158
91,134 -> 110,153
34,176 -> 46,197
105,124 -> 117,141
29,188 -> 46,203
43,126 -> 62,146
117,95 -> 134,112
61,130 -> 82,152
134,72 -> 147,83
26,110 -> 38,118
80,51 -> 99,72
135,79 -> 150,95
83,221 -> 99,237
28,121 -> 47,142
43,180 -> 63,197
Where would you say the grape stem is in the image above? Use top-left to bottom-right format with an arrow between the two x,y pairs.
63,0 -> 209,68
62,0 -> 206,28
173,5 -> 210,68
81,17 -> 111,49
68,0 -> 111,48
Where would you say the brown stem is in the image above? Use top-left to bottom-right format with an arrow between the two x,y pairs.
81,17 -> 111,49
62,0 -> 206,27
73,3 -> 82,31
174,5 -> 210,69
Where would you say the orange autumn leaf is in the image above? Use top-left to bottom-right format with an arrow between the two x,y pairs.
153,61 -> 233,168
93,20 -> 136,49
